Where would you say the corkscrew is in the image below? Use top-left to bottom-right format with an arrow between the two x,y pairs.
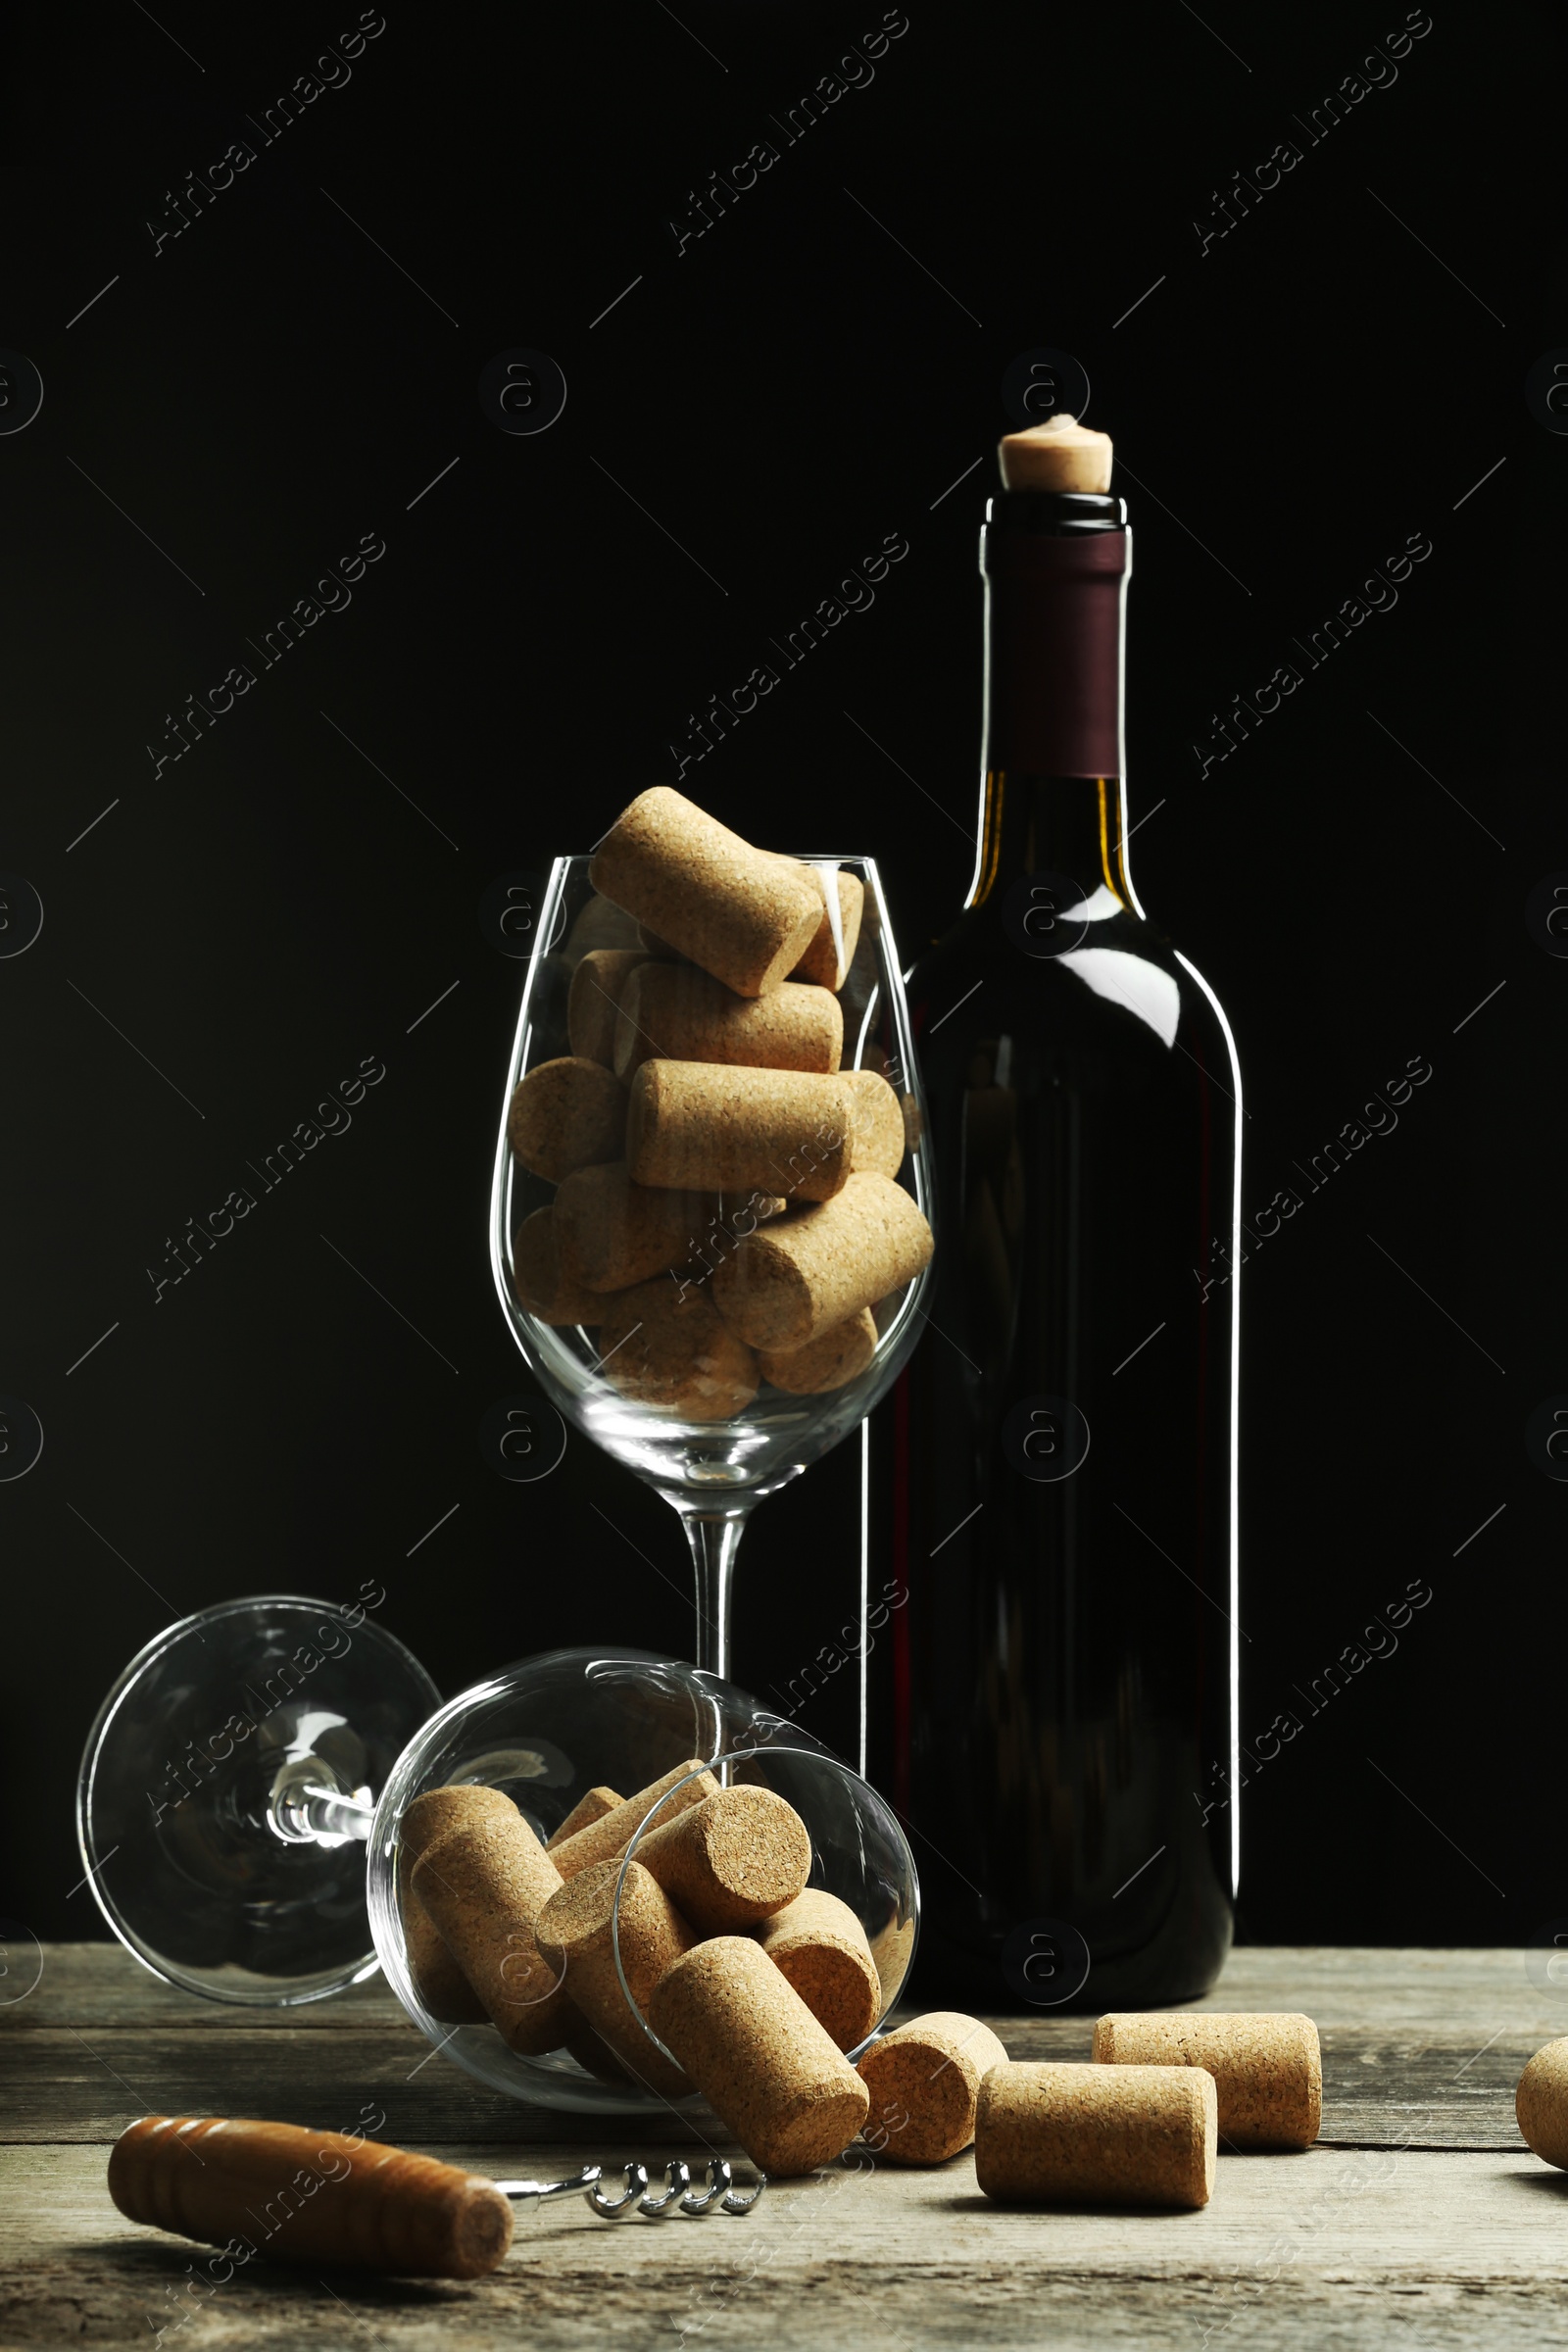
109,2115 -> 767,2281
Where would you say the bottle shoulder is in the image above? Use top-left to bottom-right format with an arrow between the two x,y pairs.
908,895 -> 1238,1087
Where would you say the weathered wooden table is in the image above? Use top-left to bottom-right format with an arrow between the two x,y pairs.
2,1943 -> 1562,2347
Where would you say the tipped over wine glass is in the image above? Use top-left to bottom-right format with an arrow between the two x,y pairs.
75,1609 -> 920,2122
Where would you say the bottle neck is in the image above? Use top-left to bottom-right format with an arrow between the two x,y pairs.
967,492 -> 1136,912
971,772 -> 1134,911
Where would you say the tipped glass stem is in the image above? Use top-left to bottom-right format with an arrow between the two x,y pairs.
674,1507 -> 750,1681
270,1757 -> 375,1845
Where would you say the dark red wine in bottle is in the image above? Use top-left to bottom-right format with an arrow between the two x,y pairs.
871,425 -> 1240,2011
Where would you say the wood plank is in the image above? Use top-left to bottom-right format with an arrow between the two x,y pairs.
0,2021 -> 1542,2152
1190,1942 -> 1565,2029
3,1949 -> 1557,2153
0,1942 -> 399,2031
12,1940 -> 1565,2031
3,2143 -> 1567,2350
0,2026 -> 540,2150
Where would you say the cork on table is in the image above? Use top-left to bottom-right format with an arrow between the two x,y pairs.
3,1944 -> 1565,2349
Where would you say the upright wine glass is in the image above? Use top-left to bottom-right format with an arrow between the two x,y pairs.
489,855 -> 934,1682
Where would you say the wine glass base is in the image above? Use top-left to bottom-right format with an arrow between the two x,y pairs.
76,1595 -> 440,2006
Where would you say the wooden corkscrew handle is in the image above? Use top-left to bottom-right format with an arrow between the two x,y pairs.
108,2115 -> 514,2279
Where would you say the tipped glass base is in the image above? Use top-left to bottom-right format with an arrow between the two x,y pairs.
76,1594 -> 440,2006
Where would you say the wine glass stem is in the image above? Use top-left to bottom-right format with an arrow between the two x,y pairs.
679,1510 -> 749,1680
300,1785 -> 375,1840
269,1757 -> 373,1843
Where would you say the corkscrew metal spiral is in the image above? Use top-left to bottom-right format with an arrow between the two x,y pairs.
494,2158 -> 766,2219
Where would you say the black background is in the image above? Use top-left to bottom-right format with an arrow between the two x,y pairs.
3,0 -> 1561,1950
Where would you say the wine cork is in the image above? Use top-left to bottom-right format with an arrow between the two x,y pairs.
998,414 -> 1114,494
540,1856 -> 694,2019
628,1061 -> 855,1203
858,2011 -> 1011,2163
650,1936 -> 871,2176
411,1813 -> 572,2055
403,1904 -> 485,2027
847,1069 -> 907,1177
595,1276 -> 759,1422
401,1786 -> 520,1856
755,1890 -> 882,2051
1518,2039 -> 1568,2167
398,1787 -> 519,2025
590,787 -> 823,998
536,1857 -> 696,2098
566,892 -> 642,962
975,2062 -> 1216,2208
759,1308 -> 878,1394
869,1913 -> 917,2005
507,1056 -> 626,1183
614,965 -> 843,1082
547,1785 -> 623,1850
568,949 -> 651,1065
1094,2012 -> 1322,2151
555,1162 -> 709,1293
712,1174 -> 933,1351
564,2016 -> 637,2085
549,1758 -> 721,1880
665,1194 -> 790,1304
787,866 -> 864,992
511,1207 -> 604,1327
633,1786 -> 811,1934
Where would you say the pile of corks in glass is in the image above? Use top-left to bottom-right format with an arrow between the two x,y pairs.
507,787 -> 932,1417
402,1765 -> 896,2175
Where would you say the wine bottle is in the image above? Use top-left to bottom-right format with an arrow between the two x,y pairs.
871,416 -> 1240,2011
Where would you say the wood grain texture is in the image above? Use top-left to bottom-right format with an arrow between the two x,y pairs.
5,2144 -> 1568,2349
13,1940 -> 1550,2033
1,1947 -> 1557,2150
4,1947 -> 1566,2347
0,1943 -> 400,2029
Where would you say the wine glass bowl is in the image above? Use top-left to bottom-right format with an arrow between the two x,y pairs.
366,1645 -> 919,2118
489,852 -> 935,1675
